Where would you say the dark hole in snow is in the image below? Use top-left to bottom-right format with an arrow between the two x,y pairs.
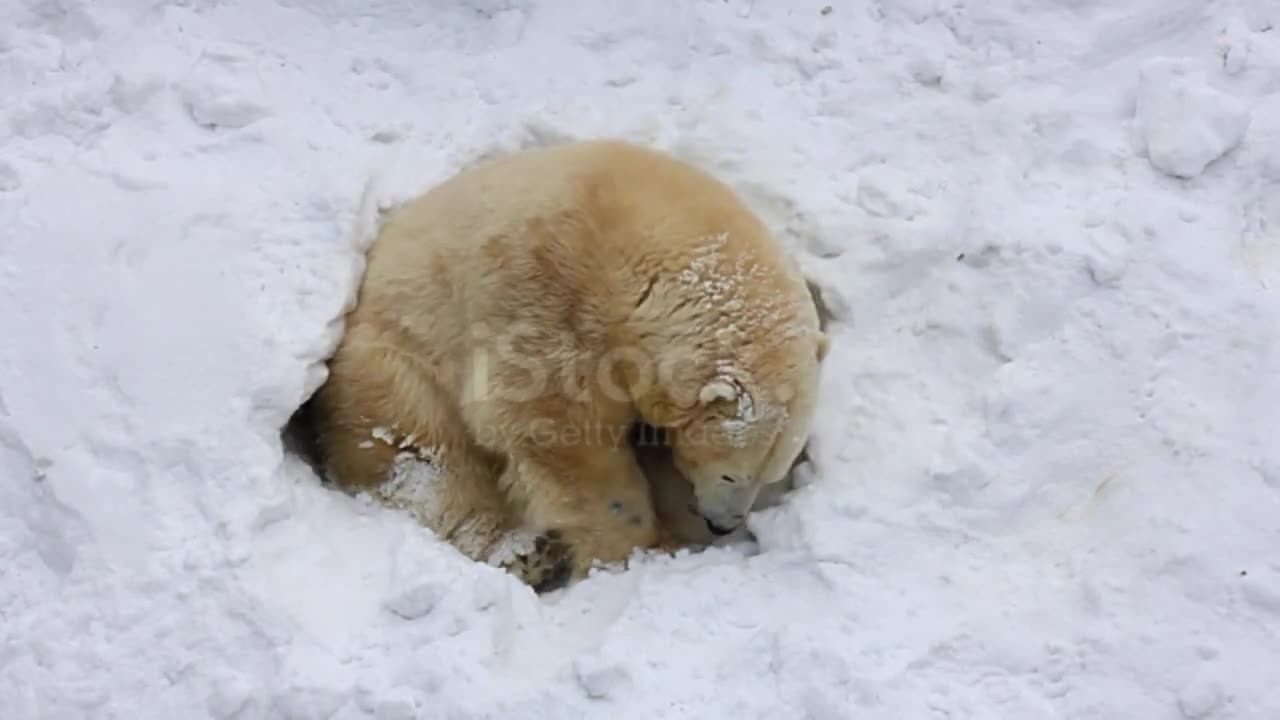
281,396 -> 326,481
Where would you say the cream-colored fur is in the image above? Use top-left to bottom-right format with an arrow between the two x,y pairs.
310,139 -> 828,591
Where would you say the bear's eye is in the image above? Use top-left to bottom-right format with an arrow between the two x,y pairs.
721,475 -> 737,484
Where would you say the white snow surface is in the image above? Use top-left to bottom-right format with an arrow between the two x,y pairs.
1134,56 -> 1252,179
3,1 -> 1280,718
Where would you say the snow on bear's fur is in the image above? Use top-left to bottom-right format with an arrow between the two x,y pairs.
309,139 -> 828,592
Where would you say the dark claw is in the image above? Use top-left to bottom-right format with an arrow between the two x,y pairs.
533,556 -> 572,593
522,530 -> 573,594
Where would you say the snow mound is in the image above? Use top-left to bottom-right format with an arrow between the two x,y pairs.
1134,57 -> 1252,179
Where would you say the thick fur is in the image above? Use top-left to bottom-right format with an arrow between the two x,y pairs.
310,140 -> 828,591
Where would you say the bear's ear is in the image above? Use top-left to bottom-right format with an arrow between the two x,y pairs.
816,332 -> 831,362
699,377 -> 754,419
698,378 -> 738,407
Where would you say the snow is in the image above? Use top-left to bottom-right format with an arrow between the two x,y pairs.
2,0 -> 1280,718
1134,57 -> 1252,179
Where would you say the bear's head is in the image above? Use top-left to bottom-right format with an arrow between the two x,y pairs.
638,326 -> 829,536
620,208 -> 834,536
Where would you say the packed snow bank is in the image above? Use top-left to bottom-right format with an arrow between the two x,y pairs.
3,0 -> 1280,718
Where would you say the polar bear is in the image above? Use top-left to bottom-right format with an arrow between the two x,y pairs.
310,139 -> 828,591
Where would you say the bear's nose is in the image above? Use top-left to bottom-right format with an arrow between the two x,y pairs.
705,518 -> 736,536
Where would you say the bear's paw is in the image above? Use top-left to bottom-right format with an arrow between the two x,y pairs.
505,530 -> 575,594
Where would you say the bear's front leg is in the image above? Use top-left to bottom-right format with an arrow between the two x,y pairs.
499,440 -> 662,593
310,323 -> 516,562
